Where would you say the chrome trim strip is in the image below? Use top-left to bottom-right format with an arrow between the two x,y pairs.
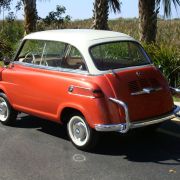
69,85 -> 92,91
170,87 -> 180,95
13,62 -> 89,75
95,98 -> 180,133
89,64 -> 154,76
131,87 -> 162,96
130,114 -> 174,129
68,85 -> 96,99
95,124 -> 125,132
14,61 -> 154,76
131,105 -> 180,128
68,93 -> 96,99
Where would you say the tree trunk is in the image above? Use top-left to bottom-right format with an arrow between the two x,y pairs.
92,0 -> 109,30
23,0 -> 37,34
139,0 -> 158,43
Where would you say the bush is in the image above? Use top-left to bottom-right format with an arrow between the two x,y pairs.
0,38 -> 12,59
0,14 -> 24,58
144,43 -> 180,87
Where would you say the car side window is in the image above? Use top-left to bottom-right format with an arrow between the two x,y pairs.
61,46 -> 87,71
17,40 -> 67,67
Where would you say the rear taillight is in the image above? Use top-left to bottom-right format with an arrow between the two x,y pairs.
92,89 -> 104,98
68,85 -> 104,98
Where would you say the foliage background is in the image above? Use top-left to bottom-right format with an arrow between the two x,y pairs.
0,18 -> 180,87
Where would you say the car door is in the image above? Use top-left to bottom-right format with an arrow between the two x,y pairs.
2,40 -> 88,121
2,39 -> 69,121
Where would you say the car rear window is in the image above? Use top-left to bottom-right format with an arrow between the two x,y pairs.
90,41 -> 151,71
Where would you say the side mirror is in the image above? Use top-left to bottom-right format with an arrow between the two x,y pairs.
3,57 -> 11,66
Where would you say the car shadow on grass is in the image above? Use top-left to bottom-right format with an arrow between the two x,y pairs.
14,114 -> 180,164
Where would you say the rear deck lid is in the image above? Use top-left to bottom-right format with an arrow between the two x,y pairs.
90,41 -> 173,122
105,66 -> 174,121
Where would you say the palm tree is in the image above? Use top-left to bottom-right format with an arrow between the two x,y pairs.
139,0 -> 180,43
92,0 -> 121,30
22,0 -> 37,34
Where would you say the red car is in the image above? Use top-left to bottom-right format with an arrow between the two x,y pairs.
0,29 -> 179,150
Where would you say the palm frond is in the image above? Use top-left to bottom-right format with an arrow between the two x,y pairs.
108,0 -> 121,13
156,0 -> 180,17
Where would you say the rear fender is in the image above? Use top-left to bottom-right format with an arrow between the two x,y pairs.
58,99 -> 111,129
0,67 -> 5,80
58,103 -> 94,127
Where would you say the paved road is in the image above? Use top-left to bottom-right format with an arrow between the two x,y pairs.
0,114 -> 180,180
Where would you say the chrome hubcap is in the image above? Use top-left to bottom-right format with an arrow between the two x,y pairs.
0,97 -> 9,122
73,122 -> 86,141
68,116 -> 89,146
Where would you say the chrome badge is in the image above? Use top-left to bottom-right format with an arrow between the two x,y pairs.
136,71 -> 143,77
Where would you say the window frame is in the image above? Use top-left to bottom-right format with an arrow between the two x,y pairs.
63,45 -> 88,71
13,39 -> 89,74
89,40 -> 152,71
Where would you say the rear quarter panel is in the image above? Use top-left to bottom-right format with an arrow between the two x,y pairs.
0,64 -> 119,128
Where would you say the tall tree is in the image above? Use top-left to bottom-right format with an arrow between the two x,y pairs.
92,0 -> 121,30
0,0 -> 11,11
22,0 -> 37,34
0,0 -> 11,29
139,0 -> 180,43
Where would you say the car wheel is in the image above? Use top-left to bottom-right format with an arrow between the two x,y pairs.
67,114 -> 98,151
0,93 -> 18,125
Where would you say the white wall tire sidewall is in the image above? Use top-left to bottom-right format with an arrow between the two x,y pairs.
68,116 -> 90,147
0,97 -> 10,122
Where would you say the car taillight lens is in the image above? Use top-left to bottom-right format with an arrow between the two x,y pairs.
92,89 -> 104,98
68,85 -> 104,98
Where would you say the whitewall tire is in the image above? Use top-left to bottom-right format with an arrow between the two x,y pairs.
67,114 -> 98,151
0,93 -> 18,125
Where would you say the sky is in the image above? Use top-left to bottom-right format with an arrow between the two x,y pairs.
1,0 -> 180,20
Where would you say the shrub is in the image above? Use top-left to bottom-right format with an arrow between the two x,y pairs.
144,43 -> 180,87
0,13 -> 24,58
0,38 -> 13,59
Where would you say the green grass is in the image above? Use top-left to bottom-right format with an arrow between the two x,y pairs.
66,18 -> 180,47
173,96 -> 180,102
0,61 -> 3,67
1,18 -> 179,51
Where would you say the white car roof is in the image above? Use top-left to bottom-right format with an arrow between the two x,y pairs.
23,29 -> 138,75
24,29 -> 135,47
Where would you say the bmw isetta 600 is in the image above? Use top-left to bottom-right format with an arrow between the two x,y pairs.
0,29 -> 179,150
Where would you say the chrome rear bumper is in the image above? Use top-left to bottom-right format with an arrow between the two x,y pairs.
95,98 -> 180,133
170,87 -> 180,95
